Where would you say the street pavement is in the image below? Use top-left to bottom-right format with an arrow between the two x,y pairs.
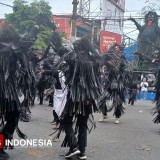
7,100 -> 160,160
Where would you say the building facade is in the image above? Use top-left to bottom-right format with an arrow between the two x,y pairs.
100,0 -> 125,53
101,0 -> 125,34
52,15 -> 92,40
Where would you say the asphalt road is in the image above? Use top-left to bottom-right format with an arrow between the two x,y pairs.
7,100 -> 160,160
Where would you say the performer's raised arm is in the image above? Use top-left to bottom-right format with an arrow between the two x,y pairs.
128,17 -> 142,31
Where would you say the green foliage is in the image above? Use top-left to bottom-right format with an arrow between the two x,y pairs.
33,25 -> 53,51
5,0 -> 53,51
62,32 -> 67,38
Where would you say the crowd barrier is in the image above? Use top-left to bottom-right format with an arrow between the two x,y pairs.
146,92 -> 155,101
126,92 -> 155,101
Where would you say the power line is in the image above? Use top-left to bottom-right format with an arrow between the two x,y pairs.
123,29 -> 138,35
87,17 -> 145,21
88,11 -> 159,13
0,2 -> 13,8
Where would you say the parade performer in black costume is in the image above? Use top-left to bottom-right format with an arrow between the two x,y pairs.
152,48 -> 160,126
127,71 -> 140,105
128,82 -> 137,105
20,15 -> 57,122
20,47 -> 52,122
43,60 -> 56,107
0,14 -> 57,159
39,32 -> 65,127
37,59 -> 55,106
49,36 -> 102,160
0,22 -> 39,159
153,67 -> 160,125
37,73 -> 47,105
98,43 -> 130,124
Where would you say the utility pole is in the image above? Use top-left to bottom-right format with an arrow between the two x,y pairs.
71,0 -> 79,37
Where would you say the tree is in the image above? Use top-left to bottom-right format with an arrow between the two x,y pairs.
5,0 -> 54,51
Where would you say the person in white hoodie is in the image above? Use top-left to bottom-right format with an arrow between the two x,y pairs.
52,71 -> 67,128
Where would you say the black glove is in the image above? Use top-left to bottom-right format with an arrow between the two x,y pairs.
36,14 -> 57,31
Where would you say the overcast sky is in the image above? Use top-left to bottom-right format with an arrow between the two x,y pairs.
0,0 -> 148,17
0,0 -> 160,39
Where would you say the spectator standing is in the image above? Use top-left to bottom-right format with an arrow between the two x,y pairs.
140,78 -> 149,100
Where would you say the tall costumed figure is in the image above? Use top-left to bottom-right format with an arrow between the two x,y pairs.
128,11 -> 160,70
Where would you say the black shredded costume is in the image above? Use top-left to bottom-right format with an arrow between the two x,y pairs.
0,14 -> 57,158
51,37 -> 102,159
98,43 -> 131,120
0,24 -> 40,157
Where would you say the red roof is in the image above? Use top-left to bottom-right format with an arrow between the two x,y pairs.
52,15 -> 83,39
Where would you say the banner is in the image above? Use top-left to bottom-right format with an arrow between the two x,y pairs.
100,31 -> 122,54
